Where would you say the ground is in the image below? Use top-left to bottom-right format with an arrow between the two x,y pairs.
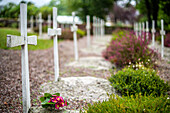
0,35 -> 169,112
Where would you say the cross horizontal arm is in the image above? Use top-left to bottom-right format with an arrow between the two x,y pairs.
7,35 -> 37,47
28,35 -> 37,45
160,30 -> 165,35
7,35 -> 24,47
48,28 -> 62,36
71,25 -> 78,32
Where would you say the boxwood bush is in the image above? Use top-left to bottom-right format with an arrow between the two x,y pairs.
83,94 -> 170,113
109,66 -> 169,96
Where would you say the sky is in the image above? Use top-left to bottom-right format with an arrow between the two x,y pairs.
0,0 -> 51,7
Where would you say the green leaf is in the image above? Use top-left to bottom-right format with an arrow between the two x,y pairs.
40,97 -> 45,102
45,102 -> 55,105
41,98 -> 50,105
44,93 -> 52,98
53,93 -> 60,96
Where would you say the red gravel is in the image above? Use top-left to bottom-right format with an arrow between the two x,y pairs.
0,36 -> 110,112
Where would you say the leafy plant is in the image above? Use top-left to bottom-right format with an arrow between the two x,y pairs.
83,94 -> 170,113
109,66 -> 169,96
103,31 -> 158,68
40,93 -> 69,110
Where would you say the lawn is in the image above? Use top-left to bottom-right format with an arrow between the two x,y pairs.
0,28 -> 57,50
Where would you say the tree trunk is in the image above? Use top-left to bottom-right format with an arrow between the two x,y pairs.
152,0 -> 159,28
145,0 -> 152,28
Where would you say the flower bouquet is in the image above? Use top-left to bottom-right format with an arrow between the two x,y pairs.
40,93 -> 69,110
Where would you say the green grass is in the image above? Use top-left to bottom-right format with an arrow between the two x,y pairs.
0,28 -> 57,50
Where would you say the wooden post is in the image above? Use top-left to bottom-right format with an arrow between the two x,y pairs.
151,20 -> 156,47
139,23 -> 142,37
95,17 -> 98,39
7,3 -> 37,113
136,23 -> 138,38
71,12 -> 79,61
38,13 -> 43,37
142,22 -> 145,38
160,19 -> 165,58
48,8 -> 61,81
47,14 -> 51,28
86,15 -> 91,48
93,16 -> 96,37
98,18 -> 100,38
146,21 -> 149,40
30,16 -> 33,31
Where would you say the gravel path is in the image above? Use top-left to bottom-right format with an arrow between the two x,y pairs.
0,35 -> 111,112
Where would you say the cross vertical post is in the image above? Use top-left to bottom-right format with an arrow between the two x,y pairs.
7,3 -> 37,113
142,22 -> 145,38
48,14 -> 51,28
86,15 -> 91,48
136,23 -> 138,38
93,16 -> 96,38
48,7 -> 62,81
160,19 -> 165,58
151,20 -> 156,47
95,17 -> 98,38
139,23 -> 142,37
38,13 -> 43,37
146,21 -> 149,40
30,15 -> 34,31
98,18 -> 101,38
71,12 -> 79,61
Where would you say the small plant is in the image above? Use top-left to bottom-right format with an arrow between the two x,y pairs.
109,66 -> 169,96
40,93 -> 68,110
83,94 -> 170,113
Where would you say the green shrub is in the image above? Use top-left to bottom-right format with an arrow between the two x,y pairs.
11,23 -> 18,28
84,94 -> 170,113
109,66 -> 169,96
77,29 -> 85,37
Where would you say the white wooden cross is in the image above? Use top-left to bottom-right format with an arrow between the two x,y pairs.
7,3 -> 37,113
48,7 -> 61,81
93,16 -> 96,37
86,15 -> 91,48
47,14 -> 51,28
38,13 -> 43,37
101,19 -> 104,37
151,20 -> 156,47
142,22 -> 145,38
139,22 -> 142,37
102,19 -> 105,36
146,21 -> 149,40
160,19 -> 166,58
98,18 -> 101,37
95,17 -> 98,38
135,23 -> 138,38
71,12 -> 79,61
30,15 -> 34,31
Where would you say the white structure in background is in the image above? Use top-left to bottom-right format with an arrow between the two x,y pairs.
38,13 -> 43,37
86,15 -> 91,48
146,21 -> 149,40
30,15 -> 34,31
7,3 -> 37,113
47,14 -> 51,28
71,12 -> 79,61
160,19 -> 166,58
142,22 -> 145,38
93,16 -> 96,37
18,14 -> 20,30
139,23 -> 142,37
48,8 -> 62,81
151,20 -> 156,47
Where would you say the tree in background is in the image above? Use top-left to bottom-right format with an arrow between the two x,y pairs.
66,0 -> 115,21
